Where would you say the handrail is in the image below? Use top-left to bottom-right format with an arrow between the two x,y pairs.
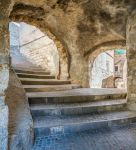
20,35 -> 46,47
20,42 -> 54,52
105,52 -> 114,59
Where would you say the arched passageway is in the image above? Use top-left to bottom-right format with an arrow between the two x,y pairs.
9,20 -> 69,80
9,22 -> 60,76
90,49 -> 127,89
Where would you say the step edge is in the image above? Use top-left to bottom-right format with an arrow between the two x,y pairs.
33,111 -> 136,128
27,93 -> 127,98
30,99 -> 127,110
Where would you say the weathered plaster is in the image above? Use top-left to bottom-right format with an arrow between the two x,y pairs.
127,9 -> 136,110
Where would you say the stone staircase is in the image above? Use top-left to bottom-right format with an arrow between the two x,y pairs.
15,68 -> 136,139
15,69 -> 79,91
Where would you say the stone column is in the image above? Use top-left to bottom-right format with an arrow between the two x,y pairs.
59,49 -> 69,80
127,9 -> 136,110
70,51 -> 89,87
0,16 -> 10,150
54,39 -> 69,80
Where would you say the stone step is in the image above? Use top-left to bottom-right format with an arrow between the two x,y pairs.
17,73 -> 56,79
13,66 -> 44,70
34,111 -> 136,136
15,69 -> 50,75
14,66 -> 47,70
28,88 -> 126,104
20,78 -> 71,85
23,84 -> 80,92
14,67 -> 43,71
30,99 -> 127,117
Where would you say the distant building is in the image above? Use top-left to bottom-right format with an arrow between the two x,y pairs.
90,49 -> 127,89
114,49 -> 127,88
90,50 -> 114,88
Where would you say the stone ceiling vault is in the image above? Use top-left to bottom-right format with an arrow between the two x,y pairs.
8,0 -> 136,56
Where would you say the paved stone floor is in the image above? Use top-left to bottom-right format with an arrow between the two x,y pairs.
33,123 -> 136,150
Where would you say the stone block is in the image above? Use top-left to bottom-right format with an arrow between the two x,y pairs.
0,54 -> 9,65
0,67 -> 9,94
0,105 -> 8,150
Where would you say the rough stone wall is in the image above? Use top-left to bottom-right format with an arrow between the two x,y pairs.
0,4 -> 10,149
127,9 -> 136,110
5,69 -> 33,150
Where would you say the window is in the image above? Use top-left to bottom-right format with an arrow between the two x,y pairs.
115,66 -> 118,72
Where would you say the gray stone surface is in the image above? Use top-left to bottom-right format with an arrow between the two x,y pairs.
30,99 -> 127,116
33,124 -> 136,150
15,69 -> 50,75
0,67 -> 9,95
20,78 -> 71,85
33,111 -> 136,130
23,84 -> 80,92
17,73 -> 56,79
0,105 -> 8,150
28,88 -> 127,104
27,88 -> 127,97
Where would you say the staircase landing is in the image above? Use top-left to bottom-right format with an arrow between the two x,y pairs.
33,123 -> 136,150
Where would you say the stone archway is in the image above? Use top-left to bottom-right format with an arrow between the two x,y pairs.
9,3 -> 70,80
85,40 -> 126,88
9,22 -> 60,75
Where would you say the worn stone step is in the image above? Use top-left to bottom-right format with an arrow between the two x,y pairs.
14,66 -> 47,70
34,111 -> 136,136
30,99 -> 127,117
28,88 -> 126,104
15,69 -> 50,75
20,78 -> 71,85
23,84 -> 80,92
13,66 -> 44,71
17,73 -> 56,79
14,67 -> 43,71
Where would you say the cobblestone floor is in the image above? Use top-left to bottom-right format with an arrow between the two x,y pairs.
33,124 -> 136,150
